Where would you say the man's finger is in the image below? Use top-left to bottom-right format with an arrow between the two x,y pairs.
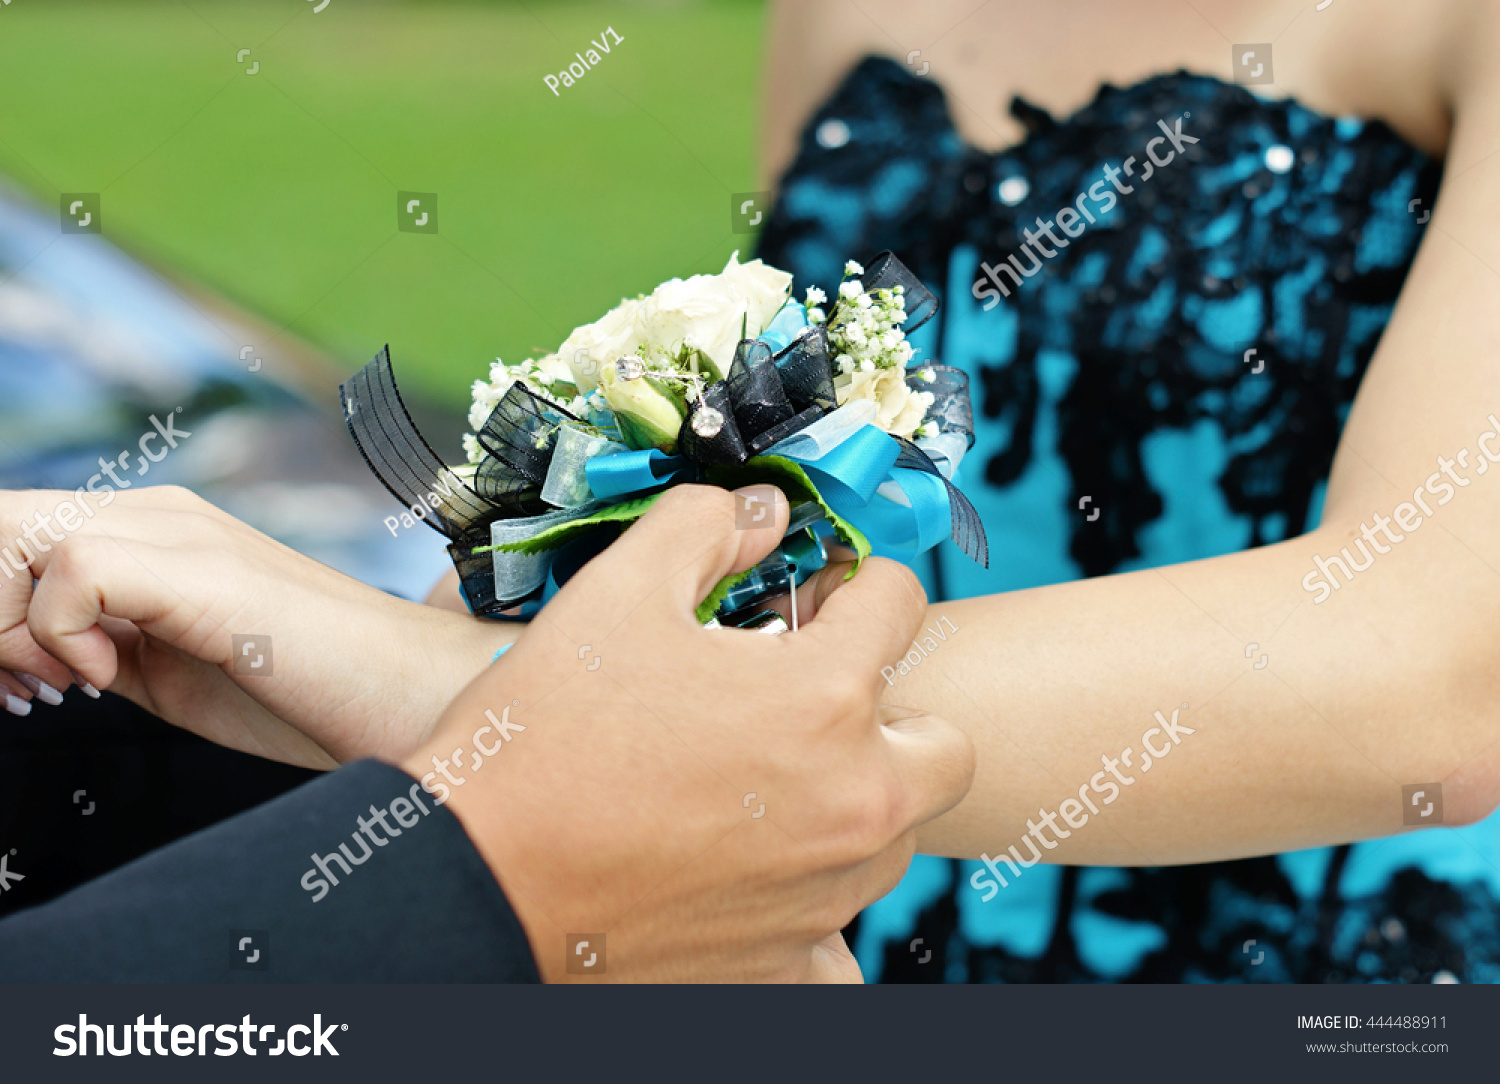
559,484 -> 789,627
803,556 -> 929,676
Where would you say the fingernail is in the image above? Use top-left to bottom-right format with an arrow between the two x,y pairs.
71,672 -> 101,699
4,694 -> 31,717
15,674 -> 64,706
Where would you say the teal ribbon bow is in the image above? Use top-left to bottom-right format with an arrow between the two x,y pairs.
584,447 -> 689,500
763,403 -> 953,560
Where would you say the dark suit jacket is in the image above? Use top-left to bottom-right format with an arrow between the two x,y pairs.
0,760 -> 540,982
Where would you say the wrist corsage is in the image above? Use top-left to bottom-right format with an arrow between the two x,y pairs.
340,251 -> 987,625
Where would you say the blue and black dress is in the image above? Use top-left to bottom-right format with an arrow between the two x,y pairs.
757,55 -> 1500,983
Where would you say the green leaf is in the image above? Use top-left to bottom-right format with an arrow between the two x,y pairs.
479,494 -> 663,556
694,567 -> 754,624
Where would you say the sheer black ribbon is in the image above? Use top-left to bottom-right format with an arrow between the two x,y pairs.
860,250 -> 939,333
894,438 -> 989,568
340,346 -> 513,615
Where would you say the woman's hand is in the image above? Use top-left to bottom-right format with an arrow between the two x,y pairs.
0,486 -> 514,768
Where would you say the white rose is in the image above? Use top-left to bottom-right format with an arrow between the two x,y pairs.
638,272 -> 745,375
560,297 -> 643,392
838,368 -> 931,439
718,251 -> 793,338
597,362 -> 688,453
635,252 -> 792,374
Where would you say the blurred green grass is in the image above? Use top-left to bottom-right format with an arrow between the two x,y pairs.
0,0 -> 765,405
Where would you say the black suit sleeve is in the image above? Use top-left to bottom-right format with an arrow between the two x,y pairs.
0,759 -> 541,982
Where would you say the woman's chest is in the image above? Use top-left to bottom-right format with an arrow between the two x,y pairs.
842,0 -> 1452,160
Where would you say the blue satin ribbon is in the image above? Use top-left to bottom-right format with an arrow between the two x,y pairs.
584,448 -> 689,500
766,418 -> 952,561
758,300 -> 807,354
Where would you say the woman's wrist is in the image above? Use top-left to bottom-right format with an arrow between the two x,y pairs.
327,596 -> 522,766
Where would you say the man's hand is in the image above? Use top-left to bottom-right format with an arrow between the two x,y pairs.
0,486 -> 511,768
403,484 -> 975,982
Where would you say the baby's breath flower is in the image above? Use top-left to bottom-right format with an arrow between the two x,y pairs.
819,266 -> 923,434
804,286 -> 827,307
462,432 -> 484,464
844,260 -> 864,276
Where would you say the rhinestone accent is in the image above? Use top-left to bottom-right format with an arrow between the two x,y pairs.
690,406 -> 725,438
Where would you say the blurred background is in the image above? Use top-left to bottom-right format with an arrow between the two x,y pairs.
0,0 -> 764,597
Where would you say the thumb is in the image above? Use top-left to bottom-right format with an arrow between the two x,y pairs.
802,932 -> 864,983
556,484 -> 789,626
